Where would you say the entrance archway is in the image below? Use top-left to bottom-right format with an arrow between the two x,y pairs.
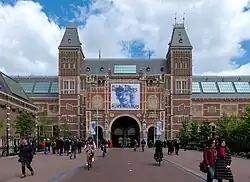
111,116 -> 140,148
93,126 -> 104,143
147,126 -> 156,148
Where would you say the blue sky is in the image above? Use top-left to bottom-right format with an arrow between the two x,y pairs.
0,0 -> 250,75
0,0 -> 245,60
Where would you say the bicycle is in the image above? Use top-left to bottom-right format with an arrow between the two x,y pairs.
101,144 -> 107,157
154,152 -> 163,166
1,148 -> 7,157
87,150 -> 94,170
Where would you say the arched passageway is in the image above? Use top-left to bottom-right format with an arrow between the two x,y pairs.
147,126 -> 156,148
111,116 -> 140,147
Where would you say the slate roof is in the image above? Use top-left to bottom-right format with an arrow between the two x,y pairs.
59,24 -> 82,48
0,72 -> 29,101
80,58 -> 167,75
169,23 -> 192,48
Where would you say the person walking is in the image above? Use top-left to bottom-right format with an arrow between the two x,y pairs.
203,139 -> 217,182
214,139 -> 234,182
18,138 -> 34,178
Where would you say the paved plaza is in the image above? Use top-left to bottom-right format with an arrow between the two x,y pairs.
0,152 -> 89,182
164,149 -> 250,182
61,148 -> 202,182
0,149 -> 249,182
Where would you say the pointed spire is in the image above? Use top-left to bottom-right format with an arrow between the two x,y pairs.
58,24 -> 82,48
183,13 -> 185,24
168,15 -> 192,49
174,13 -> 177,25
99,49 -> 101,59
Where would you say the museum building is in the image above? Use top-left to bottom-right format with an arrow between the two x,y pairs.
8,23 -> 250,146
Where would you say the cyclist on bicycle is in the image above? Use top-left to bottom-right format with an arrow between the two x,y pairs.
154,138 -> 163,161
100,139 -> 108,153
84,137 -> 97,165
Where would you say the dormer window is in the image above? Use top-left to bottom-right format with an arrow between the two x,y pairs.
86,67 -> 90,72
160,67 -> 164,72
179,38 -> 183,43
146,67 -> 150,72
100,67 -> 104,72
68,39 -> 71,43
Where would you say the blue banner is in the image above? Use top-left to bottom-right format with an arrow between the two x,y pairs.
91,121 -> 96,135
155,120 -> 162,136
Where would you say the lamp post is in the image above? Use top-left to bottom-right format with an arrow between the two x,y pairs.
6,105 -> 11,156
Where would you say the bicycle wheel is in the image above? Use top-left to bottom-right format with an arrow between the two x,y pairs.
87,162 -> 90,170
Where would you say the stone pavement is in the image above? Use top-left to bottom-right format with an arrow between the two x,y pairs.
0,151 -> 95,182
61,148 -> 203,182
164,149 -> 250,182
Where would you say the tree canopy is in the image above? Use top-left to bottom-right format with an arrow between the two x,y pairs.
14,111 -> 36,136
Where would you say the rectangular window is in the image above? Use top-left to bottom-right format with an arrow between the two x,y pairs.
178,104 -> 185,112
66,116 -> 73,122
114,65 -> 136,74
176,80 -> 189,94
63,80 -> 75,94
66,104 -> 73,111
178,116 -> 186,123
201,82 -> 218,93
208,106 -> 216,113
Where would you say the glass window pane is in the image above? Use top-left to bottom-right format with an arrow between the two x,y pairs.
192,82 -> 201,93
233,82 -> 250,93
114,65 -> 136,74
217,82 -> 235,93
201,82 -> 218,93
50,82 -> 58,93
33,82 -> 50,93
20,82 -> 35,93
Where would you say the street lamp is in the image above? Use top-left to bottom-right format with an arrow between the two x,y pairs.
6,105 -> 11,156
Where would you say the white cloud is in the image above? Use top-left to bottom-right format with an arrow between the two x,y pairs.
0,0 -> 250,75
0,1 -> 62,75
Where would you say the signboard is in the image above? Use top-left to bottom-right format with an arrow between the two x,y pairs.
111,84 -> 140,110
155,120 -> 162,136
90,121 -> 96,135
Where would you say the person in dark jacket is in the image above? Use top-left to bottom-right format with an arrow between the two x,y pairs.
214,140 -> 234,182
70,138 -> 77,159
154,139 -> 163,160
18,138 -> 34,178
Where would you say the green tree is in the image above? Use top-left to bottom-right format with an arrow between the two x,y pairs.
189,121 -> 200,142
59,120 -> 71,137
14,111 -> 36,137
199,121 -> 211,140
38,115 -> 51,137
178,121 -> 190,142
215,115 -> 241,139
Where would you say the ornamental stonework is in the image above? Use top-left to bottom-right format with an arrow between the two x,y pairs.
92,95 -> 103,109
147,95 -> 158,109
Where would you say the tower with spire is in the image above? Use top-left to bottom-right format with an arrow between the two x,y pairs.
58,24 -> 85,137
166,16 -> 193,139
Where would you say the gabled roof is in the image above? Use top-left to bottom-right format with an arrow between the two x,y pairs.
58,24 -> 82,48
0,72 -> 29,101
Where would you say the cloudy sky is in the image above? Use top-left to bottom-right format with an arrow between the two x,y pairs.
0,0 -> 250,76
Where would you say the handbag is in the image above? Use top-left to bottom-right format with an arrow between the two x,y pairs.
199,162 -> 208,173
